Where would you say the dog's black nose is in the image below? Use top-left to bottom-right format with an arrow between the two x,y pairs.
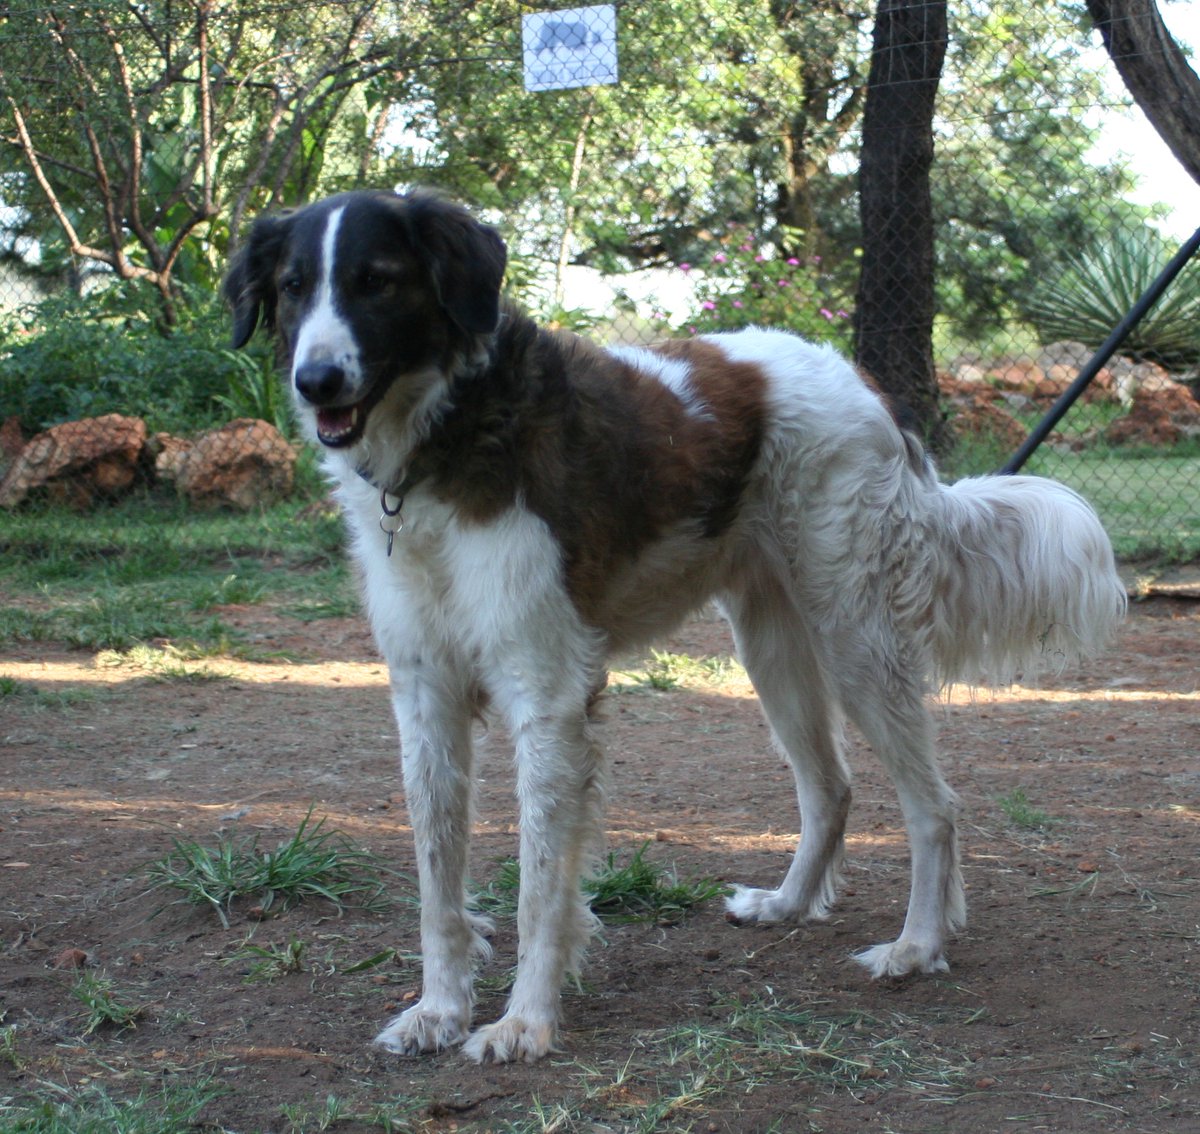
294,361 -> 347,406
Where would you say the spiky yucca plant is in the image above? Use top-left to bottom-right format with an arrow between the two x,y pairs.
1023,228 -> 1200,369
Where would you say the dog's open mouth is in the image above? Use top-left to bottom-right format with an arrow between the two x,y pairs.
315,402 -> 367,448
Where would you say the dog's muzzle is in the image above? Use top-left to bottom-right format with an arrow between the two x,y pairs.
294,362 -> 371,448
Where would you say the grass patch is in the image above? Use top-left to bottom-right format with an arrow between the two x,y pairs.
0,674 -> 98,708
610,649 -> 745,694
499,995 -> 972,1132
942,424 -> 1200,561
278,1093 -> 425,1134
143,807 -> 389,928
69,970 -> 144,1034
1024,447 -> 1200,561
0,494 -> 353,650
1,1022 -> 22,1070
996,787 -> 1055,830
0,1079 -> 224,1134
475,842 -> 726,925
233,936 -> 308,983
95,644 -> 233,682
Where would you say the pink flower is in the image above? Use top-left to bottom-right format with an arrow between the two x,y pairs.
712,252 -> 727,263
777,279 -> 790,288
701,300 -> 716,310
820,307 -> 834,320
679,262 -> 692,273
732,300 -> 744,308
786,257 -> 800,266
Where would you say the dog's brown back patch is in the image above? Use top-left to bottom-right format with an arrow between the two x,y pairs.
410,316 -> 766,628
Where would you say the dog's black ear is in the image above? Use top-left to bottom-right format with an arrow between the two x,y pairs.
223,211 -> 295,349
402,192 -> 507,335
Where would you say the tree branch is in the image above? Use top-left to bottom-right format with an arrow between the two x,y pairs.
6,97 -> 157,284
1085,0 -> 1200,185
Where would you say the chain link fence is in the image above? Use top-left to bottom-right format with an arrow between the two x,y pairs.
2,0 -> 1199,650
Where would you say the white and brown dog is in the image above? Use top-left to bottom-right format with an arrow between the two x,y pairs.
225,188 -> 1125,1063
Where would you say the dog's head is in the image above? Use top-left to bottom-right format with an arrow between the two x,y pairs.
223,189 -> 507,451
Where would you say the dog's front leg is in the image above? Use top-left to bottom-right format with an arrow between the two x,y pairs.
462,711 -> 603,1064
374,661 -> 491,1055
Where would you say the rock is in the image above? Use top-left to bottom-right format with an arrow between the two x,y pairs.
175,418 -> 297,509
52,947 -> 90,970
1034,342 -> 1126,403
0,413 -> 147,509
1038,341 -> 1093,380
1031,376 -> 1070,402
147,432 -> 193,483
985,358 -> 1043,395
1105,384 -> 1200,447
1131,362 -> 1183,394
938,371 -> 1002,401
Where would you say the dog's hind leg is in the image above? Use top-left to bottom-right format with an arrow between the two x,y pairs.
374,656 -> 491,1056
719,573 -> 853,926
839,661 -> 965,978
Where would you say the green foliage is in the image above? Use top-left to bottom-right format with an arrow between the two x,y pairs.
670,228 -> 853,347
586,844 -> 727,925
143,808 -> 389,928
475,843 -> 726,925
0,0 -> 1177,372
610,648 -> 745,694
0,495 -> 351,650
0,1 -> 395,320
1022,228 -> 1200,367
0,1080 -> 223,1134
0,674 -> 97,708
996,788 -> 1054,831
0,1022 -> 21,1070
235,937 -> 308,983
70,971 -> 143,1034
0,292 -> 278,435
212,339 -> 294,437
934,0 -> 1149,342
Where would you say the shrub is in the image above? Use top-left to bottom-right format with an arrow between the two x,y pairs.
670,226 -> 854,348
1022,227 -> 1200,369
0,290 -> 279,435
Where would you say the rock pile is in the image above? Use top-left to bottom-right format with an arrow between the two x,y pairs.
940,340 -> 1200,452
0,415 -> 297,510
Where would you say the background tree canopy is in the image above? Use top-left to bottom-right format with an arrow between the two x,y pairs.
0,1 -> 1187,362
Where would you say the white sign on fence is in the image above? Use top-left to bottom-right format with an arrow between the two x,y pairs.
522,5 -> 618,93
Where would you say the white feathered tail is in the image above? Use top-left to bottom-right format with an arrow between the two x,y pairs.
929,475 -> 1127,687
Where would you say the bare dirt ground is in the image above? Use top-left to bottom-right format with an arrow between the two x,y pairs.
2,597 -> 1199,1133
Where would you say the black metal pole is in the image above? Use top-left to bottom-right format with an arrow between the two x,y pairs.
999,224 -> 1200,475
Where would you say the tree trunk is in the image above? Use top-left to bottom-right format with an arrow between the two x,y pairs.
1085,0 -> 1200,186
854,0 -> 949,451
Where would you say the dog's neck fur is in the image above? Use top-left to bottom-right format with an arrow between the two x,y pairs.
348,304 -> 549,508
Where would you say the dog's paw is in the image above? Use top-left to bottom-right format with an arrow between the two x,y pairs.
852,939 -> 949,979
724,885 -> 803,926
461,1014 -> 558,1064
374,1002 -> 470,1055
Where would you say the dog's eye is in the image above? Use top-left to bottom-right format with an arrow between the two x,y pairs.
360,270 -> 393,296
281,275 -> 304,299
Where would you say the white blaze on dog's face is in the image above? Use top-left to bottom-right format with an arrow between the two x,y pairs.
287,206 -> 367,444
224,190 -> 508,453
